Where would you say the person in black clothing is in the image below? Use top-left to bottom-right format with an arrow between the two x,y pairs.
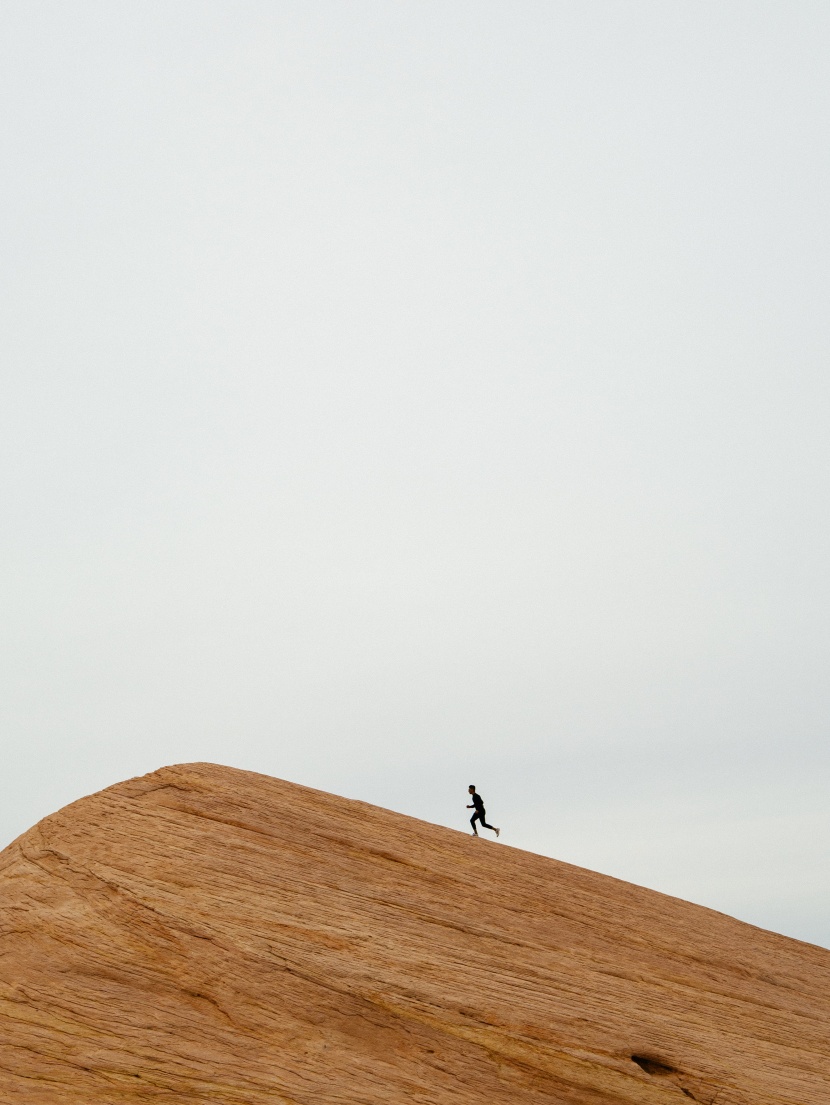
467,785 -> 500,838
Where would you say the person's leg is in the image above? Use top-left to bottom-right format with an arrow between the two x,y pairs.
480,812 -> 500,837
470,812 -> 480,835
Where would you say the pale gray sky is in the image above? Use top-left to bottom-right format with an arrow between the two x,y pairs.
2,2 -> 829,946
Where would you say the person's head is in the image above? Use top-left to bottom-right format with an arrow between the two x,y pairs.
468,785 -> 476,794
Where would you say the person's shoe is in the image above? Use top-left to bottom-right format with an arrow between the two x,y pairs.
471,831 -> 478,837
495,828 -> 500,838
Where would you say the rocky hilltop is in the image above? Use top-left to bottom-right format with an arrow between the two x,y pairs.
0,763 -> 828,1104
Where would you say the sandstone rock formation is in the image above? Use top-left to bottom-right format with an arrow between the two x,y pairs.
0,763 -> 828,1103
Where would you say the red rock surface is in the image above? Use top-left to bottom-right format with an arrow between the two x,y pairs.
0,763 -> 828,1103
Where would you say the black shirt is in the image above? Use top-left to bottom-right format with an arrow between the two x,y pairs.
471,792 -> 484,812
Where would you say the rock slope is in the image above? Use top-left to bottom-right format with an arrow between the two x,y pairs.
0,763 -> 828,1103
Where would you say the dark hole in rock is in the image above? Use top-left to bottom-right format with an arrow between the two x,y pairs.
632,1055 -> 677,1076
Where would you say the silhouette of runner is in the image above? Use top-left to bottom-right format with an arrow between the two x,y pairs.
467,785 -> 500,838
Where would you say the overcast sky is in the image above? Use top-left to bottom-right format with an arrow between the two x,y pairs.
2,2 -> 829,947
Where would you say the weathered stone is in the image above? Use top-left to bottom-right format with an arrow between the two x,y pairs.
0,762 -> 827,1103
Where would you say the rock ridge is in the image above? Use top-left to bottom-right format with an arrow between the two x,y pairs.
0,761 -> 828,1103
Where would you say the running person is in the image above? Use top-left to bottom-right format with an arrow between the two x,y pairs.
467,785 -> 500,838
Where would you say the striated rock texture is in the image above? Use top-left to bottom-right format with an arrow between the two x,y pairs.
1,764 -> 828,1104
